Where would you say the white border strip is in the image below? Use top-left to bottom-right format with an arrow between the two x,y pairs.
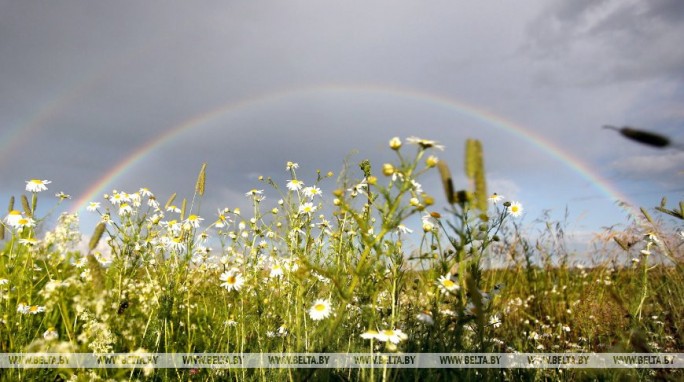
1,353 -> 681,369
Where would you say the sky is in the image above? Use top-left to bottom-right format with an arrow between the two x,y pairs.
1,0 -> 683,243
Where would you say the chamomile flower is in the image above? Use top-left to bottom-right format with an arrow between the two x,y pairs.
139,188 -> 153,197
488,193 -> 504,204
421,213 -> 437,232
286,161 -> 299,171
18,237 -> 39,247
416,310 -> 435,325
110,192 -> 129,205
287,179 -> 304,191
55,191 -> 71,200
184,214 -> 204,229
4,210 -> 23,227
166,236 -> 186,252
220,269 -> 244,292
302,186 -> 322,199
406,137 -> 445,150
360,330 -> 381,340
43,327 -> 59,341
17,303 -> 29,314
396,224 -> 413,235
166,205 -> 181,214
86,202 -> 101,212
269,263 -> 284,279
348,179 -> 367,197
489,315 -> 502,328
147,197 -> 160,209
245,189 -> 264,198
507,201 -> 523,217
389,137 -> 402,150
26,179 -> 51,193
118,203 -> 133,216
437,274 -> 460,293
308,299 -> 332,321
15,216 -> 36,231
298,202 -> 317,215
377,329 -> 408,344
27,305 -> 46,315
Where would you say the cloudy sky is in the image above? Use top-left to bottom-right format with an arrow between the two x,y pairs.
1,0 -> 683,238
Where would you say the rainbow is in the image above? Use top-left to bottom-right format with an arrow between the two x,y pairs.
69,83 -> 637,217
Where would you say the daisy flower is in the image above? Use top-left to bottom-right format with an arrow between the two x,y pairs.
286,161 -> 299,171
507,201 -> 523,217
245,189 -> 264,197
27,305 -> 46,315
308,299 -> 332,321
377,329 -> 408,344
287,179 -> 304,191
269,262 -> 284,279
4,210 -> 23,227
406,136 -> 445,150
416,310 -> 435,325
25,179 -> 51,193
360,329 -> 381,340
17,303 -> 29,314
488,193 -> 504,204
437,274 -> 460,293
18,237 -> 39,247
184,214 -> 204,229
166,236 -> 186,252
109,192 -> 130,205
302,186 -> 322,199
139,188 -> 153,197
166,205 -> 181,213
396,224 -> 413,235
118,203 -> 133,216
347,179 -> 367,197
220,269 -> 244,292
43,327 -> 59,341
86,202 -> 101,212
55,191 -> 70,200
421,213 -> 436,232
147,197 -> 160,209
298,202 -> 317,215
15,216 -> 36,231
489,314 -> 502,328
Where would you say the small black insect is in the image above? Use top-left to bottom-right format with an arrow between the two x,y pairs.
603,125 -> 671,148
118,300 -> 129,315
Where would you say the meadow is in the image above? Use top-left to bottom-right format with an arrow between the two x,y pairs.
0,137 -> 682,381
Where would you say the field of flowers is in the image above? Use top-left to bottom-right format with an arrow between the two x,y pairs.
1,137 -> 682,381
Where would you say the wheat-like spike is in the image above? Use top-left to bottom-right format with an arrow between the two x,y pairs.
195,163 -> 207,197
180,198 -> 187,221
89,222 -> 106,251
21,195 -> 31,217
165,193 -> 177,210
7,196 -> 14,212
437,161 -> 455,205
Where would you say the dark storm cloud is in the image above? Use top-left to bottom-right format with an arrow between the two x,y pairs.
524,0 -> 684,85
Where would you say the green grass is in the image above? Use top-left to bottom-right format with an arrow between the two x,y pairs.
0,137 -> 681,381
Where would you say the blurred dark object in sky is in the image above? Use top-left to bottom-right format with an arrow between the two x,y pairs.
603,125 -> 671,148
